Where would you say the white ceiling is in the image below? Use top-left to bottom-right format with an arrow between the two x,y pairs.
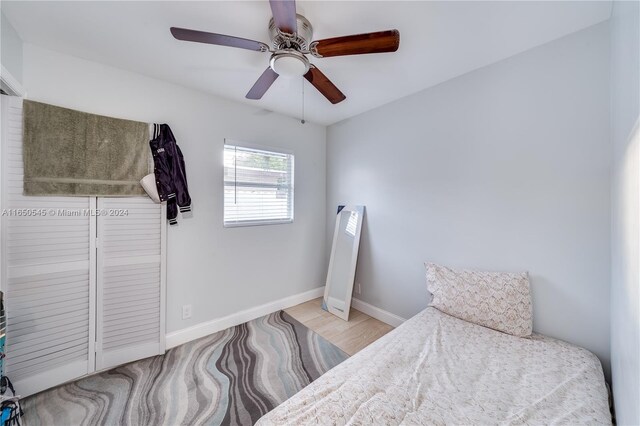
2,1 -> 611,125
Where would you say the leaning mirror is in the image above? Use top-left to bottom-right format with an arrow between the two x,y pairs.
323,205 -> 365,321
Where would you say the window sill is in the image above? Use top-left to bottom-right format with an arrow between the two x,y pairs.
223,219 -> 294,228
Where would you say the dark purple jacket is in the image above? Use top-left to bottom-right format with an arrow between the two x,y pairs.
150,124 -> 191,225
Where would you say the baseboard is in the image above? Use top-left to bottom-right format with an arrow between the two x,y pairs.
166,286 -> 325,349
351,298 -> 406,327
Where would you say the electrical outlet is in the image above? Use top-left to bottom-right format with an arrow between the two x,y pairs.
356,282 -> 362,294
182,304 -> 192,320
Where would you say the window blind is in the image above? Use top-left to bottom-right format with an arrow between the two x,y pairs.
224,144 -> 294,226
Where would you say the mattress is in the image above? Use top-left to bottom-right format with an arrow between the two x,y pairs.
257,307 -> 611,425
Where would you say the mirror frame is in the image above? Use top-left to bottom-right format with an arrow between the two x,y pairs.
322,205 -> 365,321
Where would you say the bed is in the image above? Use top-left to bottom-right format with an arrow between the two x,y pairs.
257,306 -> 611,425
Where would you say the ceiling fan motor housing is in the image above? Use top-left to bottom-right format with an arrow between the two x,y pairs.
268,14 -> 313,51
268,14 -> 313,77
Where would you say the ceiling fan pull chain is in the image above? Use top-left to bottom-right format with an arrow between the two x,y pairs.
301,76 -> 305,124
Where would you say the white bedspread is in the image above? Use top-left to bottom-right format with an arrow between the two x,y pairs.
258,307 -> 610,425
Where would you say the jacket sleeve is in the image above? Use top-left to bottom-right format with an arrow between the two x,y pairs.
167,198 -> 178,225
173,144 -> 192,213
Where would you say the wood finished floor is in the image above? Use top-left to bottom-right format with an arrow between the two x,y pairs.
285,298 -> 394,356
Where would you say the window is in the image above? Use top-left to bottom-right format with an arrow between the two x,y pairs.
224,142 -> 294,227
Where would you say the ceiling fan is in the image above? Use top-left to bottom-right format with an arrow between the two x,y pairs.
170,0 -> 400,104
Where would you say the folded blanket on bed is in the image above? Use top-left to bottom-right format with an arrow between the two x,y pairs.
22,100 -> 151,196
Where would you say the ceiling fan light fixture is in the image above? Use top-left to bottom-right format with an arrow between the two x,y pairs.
270,51 -> 310,77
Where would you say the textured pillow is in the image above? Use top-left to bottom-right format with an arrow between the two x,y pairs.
425,263 -> 532,337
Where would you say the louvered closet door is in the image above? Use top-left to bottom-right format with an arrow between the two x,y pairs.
96,197 -> 166,370
1,95 -> 95,396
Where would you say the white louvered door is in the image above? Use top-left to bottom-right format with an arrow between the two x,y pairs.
95,197 -> 166,370
1,95 -> 96,396
1,95 -> 166,395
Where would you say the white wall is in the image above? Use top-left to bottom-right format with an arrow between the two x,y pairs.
1,11 -> 23,83
610,1 -> 640,424
21,44 -> 327,335
327,23 -> 612,375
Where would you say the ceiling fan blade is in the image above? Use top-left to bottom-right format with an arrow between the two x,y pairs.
310,29 -> 400,58
170,27 -> 268,52
304,66 -> 346,104
246,67 -> 279,100
269,0 -> 297,34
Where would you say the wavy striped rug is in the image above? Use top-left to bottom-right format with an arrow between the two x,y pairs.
22,310 -> 348,425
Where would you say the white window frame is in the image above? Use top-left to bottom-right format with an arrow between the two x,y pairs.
223,139 -> 295,228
